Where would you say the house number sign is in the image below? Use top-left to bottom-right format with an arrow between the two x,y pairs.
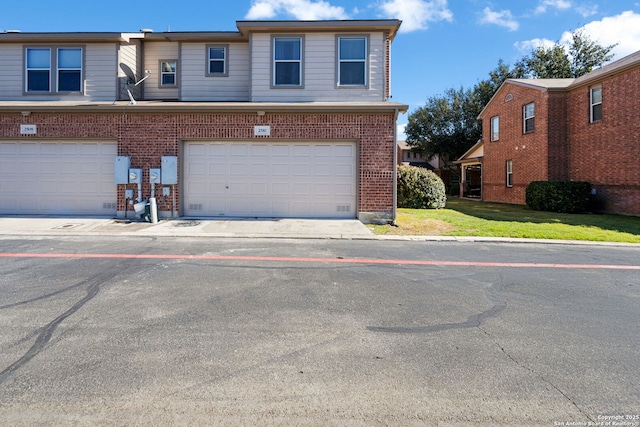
20,124 -> 37,135
254,125 -> 271,136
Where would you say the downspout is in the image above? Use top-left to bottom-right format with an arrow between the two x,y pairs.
392,108 -> 399,225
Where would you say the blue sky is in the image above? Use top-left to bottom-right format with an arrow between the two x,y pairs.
3,0 -> 640,131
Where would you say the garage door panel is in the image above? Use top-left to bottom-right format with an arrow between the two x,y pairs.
19,144 -> 38,155
251,183 -> 268,194
334,183 -> 355,196
0,143 -> 18,155
251,163 -> 268,176
335,144 -> 355,157
230,145 -> 249,156
229,163 -> 248,175
184,141 -> 356,218
272,164 -> 289,176
272,145 -> 290,156
208,163 -> 226,175
188,143 -> 207,156
0,141 -> 118,215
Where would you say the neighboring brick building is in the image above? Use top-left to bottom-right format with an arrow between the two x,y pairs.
0,20 -> 407,223
477,49 -> 640,216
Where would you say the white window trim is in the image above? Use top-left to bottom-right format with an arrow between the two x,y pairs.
159,60 -> 178,88
506,160 -> 513,188
25,46 -> 84,95
272,35 -> 303,88
336,35 -> 369,88
206,45 -> 228,77
523,102 -> 535,134
590,85 -> 602,123
490,116 -> 499,141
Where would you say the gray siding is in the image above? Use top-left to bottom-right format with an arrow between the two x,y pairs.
250,32 -> 386,102
117,40 -> 141,101
143,41 -> 179,100
180,43 -> 250,101
0,44 -> 23,100
0,43 -> 118,101
84,44 -> 118,101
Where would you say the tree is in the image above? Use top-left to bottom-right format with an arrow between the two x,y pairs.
514,30 -> 617,78
514,44 -> 572,78
404,87 -> 480,169
568,30 -> 617,77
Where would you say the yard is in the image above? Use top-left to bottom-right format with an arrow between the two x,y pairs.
369,198 -> 640,243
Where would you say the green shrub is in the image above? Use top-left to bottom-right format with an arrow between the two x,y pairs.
397,165 -> 447,209
526,181 -> 592,213
449,183 -> 460,197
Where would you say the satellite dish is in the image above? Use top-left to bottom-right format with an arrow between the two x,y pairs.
119,63 -> 151,105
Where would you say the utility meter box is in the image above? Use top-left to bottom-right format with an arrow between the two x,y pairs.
149,168 -> 161,184
161,156 -> 177,184
114,156 -> 130,184
128,168 -> 142,184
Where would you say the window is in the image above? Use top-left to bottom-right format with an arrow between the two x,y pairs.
25,47 -> 83,93
523,102 -> 535,133
490,116 -> 499,141
26,48 -> 51,92
506,160 -> 513,187
207,45 -> 227,76
57,48 -> 82,92
273,37 -> 302,86
337,36 -> 367,86
590,85 -> 602,122
159,61 -> 177,87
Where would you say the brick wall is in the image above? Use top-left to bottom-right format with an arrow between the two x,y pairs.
481,83 -> 553,205
1,110 -> 396,219
566,69 -> 640,216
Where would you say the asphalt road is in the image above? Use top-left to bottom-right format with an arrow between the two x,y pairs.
0,236 -> 638,426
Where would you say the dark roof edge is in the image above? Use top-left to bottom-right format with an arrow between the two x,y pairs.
0,101 -> 409,114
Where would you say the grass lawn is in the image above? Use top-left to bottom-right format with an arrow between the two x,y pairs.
369,198 -> 640,243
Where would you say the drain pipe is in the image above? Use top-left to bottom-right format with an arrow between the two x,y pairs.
392,108 -> 399,225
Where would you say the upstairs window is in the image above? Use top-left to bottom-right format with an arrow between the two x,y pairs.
26,48 -> 51,92
207,45 -> 227,76
506,160 -> 513,187
523,102 -> 535,133
590,85 -> 602,122
25,47 -> 83,93
159,61 -> 177,87
273,37 -> 302,87
337,36 -> 367,87
490,116 -> 499,141
57,48 -> 82,92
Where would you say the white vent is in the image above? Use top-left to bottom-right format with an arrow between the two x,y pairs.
189,203 -> 203,211
336,204 -> 351,213
103,202 -> 116,210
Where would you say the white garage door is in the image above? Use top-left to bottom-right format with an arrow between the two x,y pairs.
184,141 -> 357,218
0,141 -> 117,215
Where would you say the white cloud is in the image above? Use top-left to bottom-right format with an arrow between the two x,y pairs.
560,10 -> 640,58
479,7 -> 519,31
515,11 -> 640,61
535,0 -> 572,15
378,0 -> 453,32
514,38 -> 556,53
575,4 -> 598,18
245,0 -> 348,20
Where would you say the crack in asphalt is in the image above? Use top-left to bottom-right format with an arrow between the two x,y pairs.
367,279 -> 594,422
366,284 -> 506,334
0,269 -> 121,385
477,324 -> 595,423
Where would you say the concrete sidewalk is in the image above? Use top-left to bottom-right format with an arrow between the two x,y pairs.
0,216 -> 377,239
0,216 -> 637,246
